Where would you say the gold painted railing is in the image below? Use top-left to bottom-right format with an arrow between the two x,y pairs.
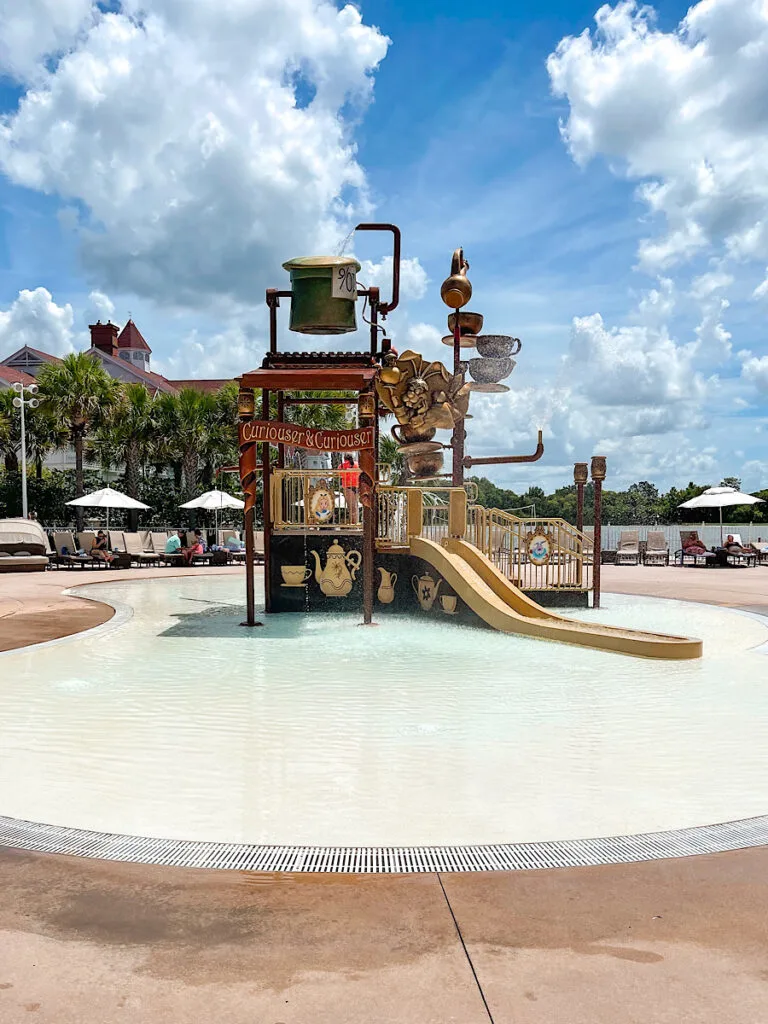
467,506 -> 592,591
272,469 -> 361,531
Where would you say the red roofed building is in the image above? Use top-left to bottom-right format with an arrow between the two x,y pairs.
0,364 -> 38,390
1,319 -> 232,397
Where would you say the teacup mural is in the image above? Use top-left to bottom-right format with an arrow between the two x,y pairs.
377,567 -> 398,604
281,565 -> 311,587
440,595 -> 458,615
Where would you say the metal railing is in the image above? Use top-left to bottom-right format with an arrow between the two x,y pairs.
272,469 -> 361,531
467,506 -> 592,591
377,487 -> 409,547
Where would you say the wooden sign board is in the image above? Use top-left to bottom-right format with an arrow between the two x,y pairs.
239,420 -> 374,451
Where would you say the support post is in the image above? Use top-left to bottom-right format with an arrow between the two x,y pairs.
406,488 -> 424,539
448,488 -> 467,538
591,456 -> 606,609
451,315 -> 464,487
276,392 -> 285,469
574,462 -> 588,588
262,388 -> 272,614
358,389 -> 376,624
237,386 -> 258,627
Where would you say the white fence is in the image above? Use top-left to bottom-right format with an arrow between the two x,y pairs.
584,522 -> 767,552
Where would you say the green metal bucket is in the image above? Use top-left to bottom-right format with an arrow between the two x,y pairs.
282,256 -> 361,335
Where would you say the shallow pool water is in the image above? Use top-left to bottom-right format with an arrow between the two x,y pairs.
1,575 -> 767,846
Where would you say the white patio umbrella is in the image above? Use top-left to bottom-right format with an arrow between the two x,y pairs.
678,486 -> 765,543
66,486 -> 150,534
179,489 -> 245,536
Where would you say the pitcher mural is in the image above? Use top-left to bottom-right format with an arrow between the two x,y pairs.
377,567 -> 398,604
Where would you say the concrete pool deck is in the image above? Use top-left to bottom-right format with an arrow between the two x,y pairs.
1,563 -> 768,1022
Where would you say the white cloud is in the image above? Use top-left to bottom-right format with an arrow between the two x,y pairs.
0,0 -> 94,83
82,290 -> 115,327
561,312 -> 703,410
0,288 -> 75,358
0,0 -> 389,308
156,323 -> 264,381
548,0 -> 768,273
740,352 -> 768,393
358,256 -> 429,303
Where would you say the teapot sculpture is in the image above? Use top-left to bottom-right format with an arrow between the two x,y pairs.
412,572 -> 442,611
440,248 -> 472,309
312,541 -> 362,598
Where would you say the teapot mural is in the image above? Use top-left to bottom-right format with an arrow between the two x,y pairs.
412,572 -> 442,611
311,541 -> 362,598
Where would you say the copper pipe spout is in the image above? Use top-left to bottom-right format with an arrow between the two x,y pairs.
462,430 -> 544,468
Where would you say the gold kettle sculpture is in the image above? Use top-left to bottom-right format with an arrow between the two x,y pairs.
440,248 -> 472,308
412,572 -> 442,611
312,541 -> 362,597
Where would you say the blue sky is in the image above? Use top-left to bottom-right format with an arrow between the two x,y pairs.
0,0 -> 766,493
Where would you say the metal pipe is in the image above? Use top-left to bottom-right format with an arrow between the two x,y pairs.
266,289 -> 280,355
462,430 -> 544,468
354,223 -> 400,315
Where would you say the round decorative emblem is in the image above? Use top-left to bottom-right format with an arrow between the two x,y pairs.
526,531 -> 552,565
308,484 -> 335,524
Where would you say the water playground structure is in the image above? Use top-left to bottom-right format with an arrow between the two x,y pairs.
236,224 -> 701,660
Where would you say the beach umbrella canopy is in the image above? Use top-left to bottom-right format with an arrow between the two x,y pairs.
678,486 -> 765,542
66,486 -> 150,533
179,489 -> 245,537
179,489 -> 245,511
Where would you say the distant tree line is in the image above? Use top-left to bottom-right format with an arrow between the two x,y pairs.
470,477 -> 768,525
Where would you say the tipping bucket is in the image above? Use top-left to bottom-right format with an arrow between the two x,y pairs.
282,255 -> 361,335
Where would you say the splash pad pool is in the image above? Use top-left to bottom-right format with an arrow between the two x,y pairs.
2,575 -> 768,870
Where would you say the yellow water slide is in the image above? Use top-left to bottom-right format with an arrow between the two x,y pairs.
410,537 -> 702,660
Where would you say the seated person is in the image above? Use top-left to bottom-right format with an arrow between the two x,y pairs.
90,529 -> 114,563
682,535 -> 708,555
723,534 -> 744,554
182,529 -> 205,565
164,530 -> 184,556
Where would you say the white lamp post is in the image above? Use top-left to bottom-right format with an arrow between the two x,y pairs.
11,382 -> 40,519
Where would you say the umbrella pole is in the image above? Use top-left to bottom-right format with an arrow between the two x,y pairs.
720,507 -> 723,545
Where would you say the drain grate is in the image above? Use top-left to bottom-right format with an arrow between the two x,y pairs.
1,813 -> 767,872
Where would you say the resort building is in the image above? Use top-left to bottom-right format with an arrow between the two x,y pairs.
0,318 -> 230,396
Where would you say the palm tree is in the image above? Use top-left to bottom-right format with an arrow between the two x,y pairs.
285,390 -> 355,469
157,387 -> 218,500
0,391 -> 17,473
36,353 -> 120,527
96,383 -> 159,498
378,433 -> 405,485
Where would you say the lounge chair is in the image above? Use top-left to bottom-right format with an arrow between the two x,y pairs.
723,534 -> 757,568
51,530 -> 106,569
254,530 -> 265,565
748,539 -> 768,565
675,530 -> 716,567
184,530 -> 214,565
615,530 -> 640,566
121,531 -> 160,565
219,530 -> 246,563
642,530 -> 669,566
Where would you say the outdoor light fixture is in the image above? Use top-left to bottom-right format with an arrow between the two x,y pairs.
11,381 -> 40,519
237,388 -> 256,419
